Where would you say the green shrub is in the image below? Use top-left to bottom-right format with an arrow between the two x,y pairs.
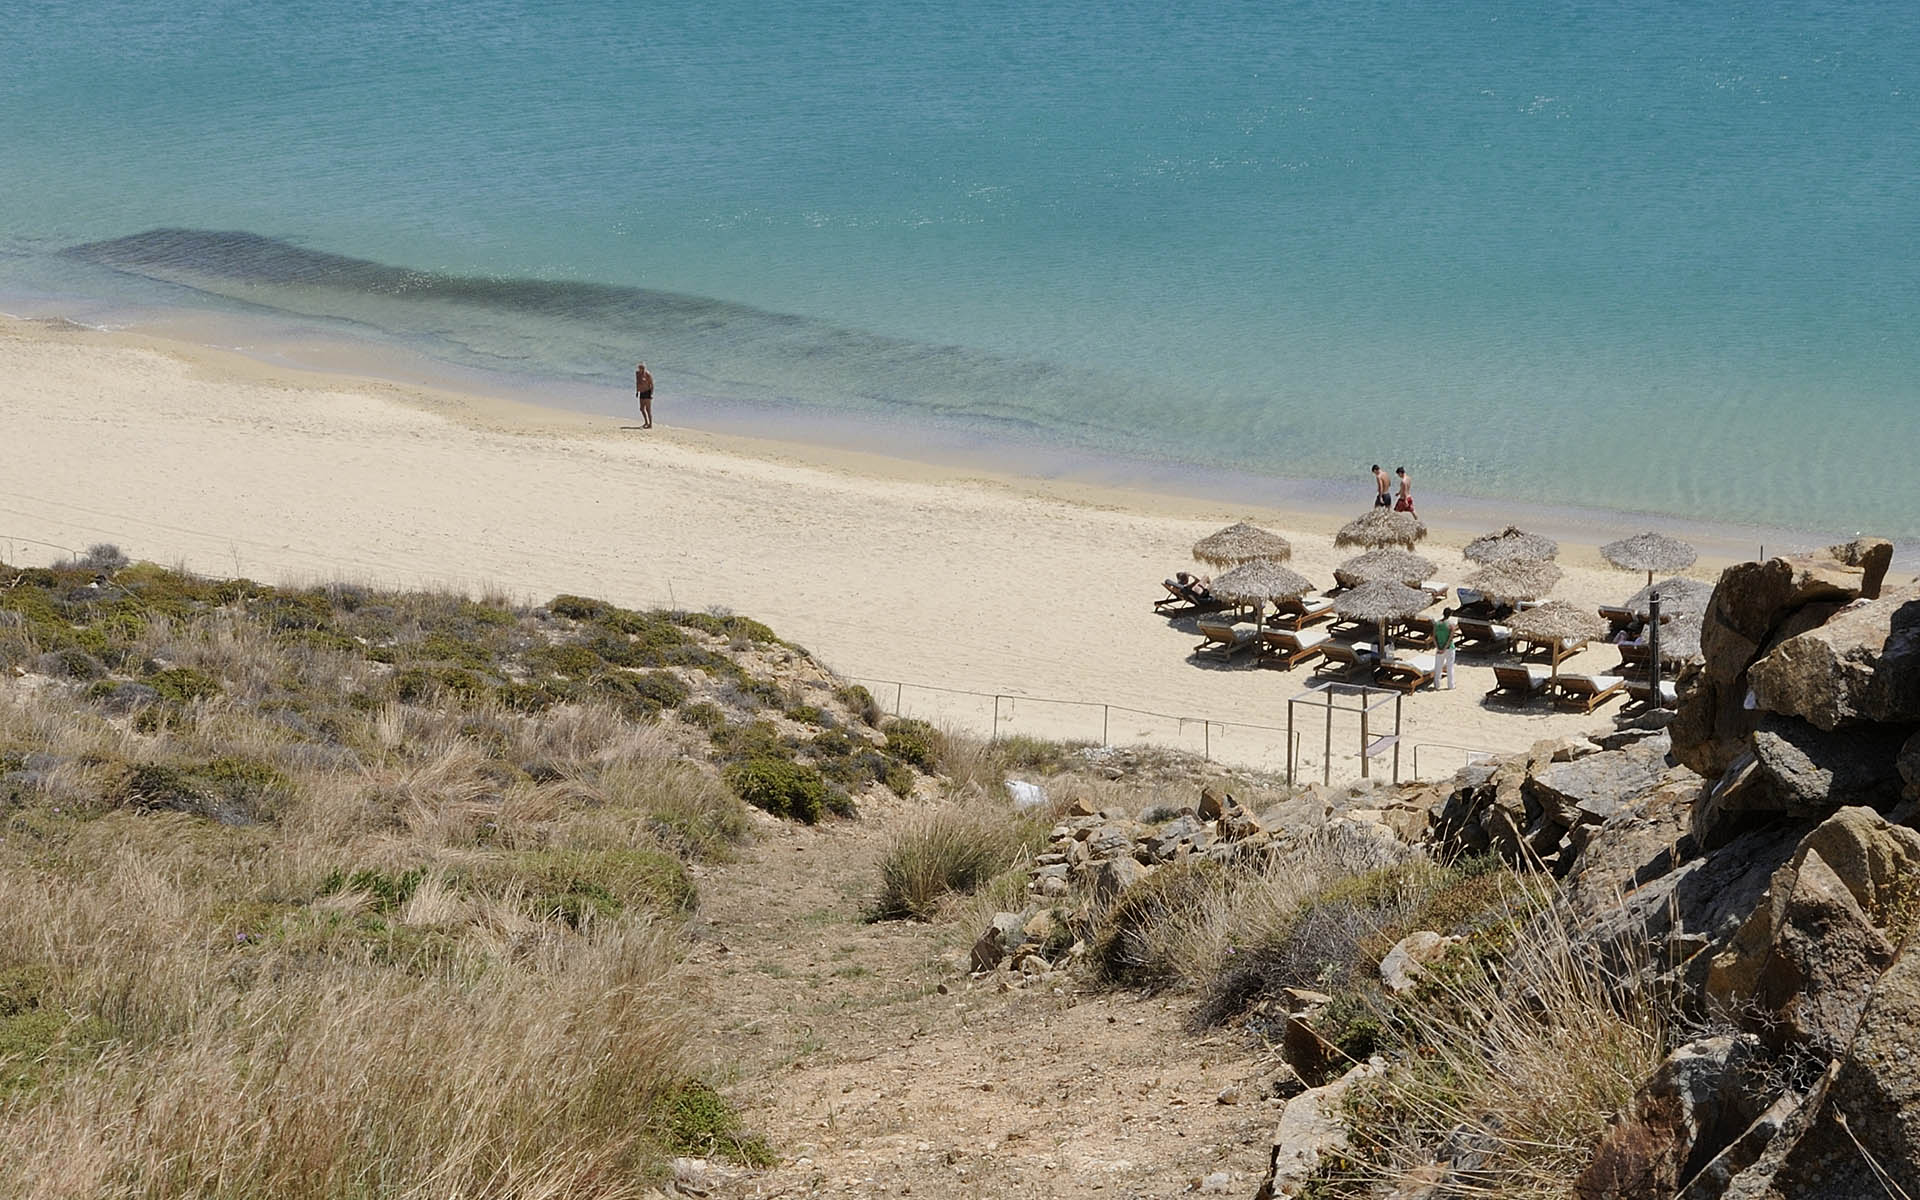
835,683 -> 883,726
255,592 -> 334,632
319,865 -> 429,912
785,703 -> 826,726
546,594 -> 613,620
679,701 -> 727,732
145,666 -> 222,704
119,757 -> 291,824
672,612 -> 782,645
724,757 -> 828,823
527,643 -> 601,678
884,764 -> 917,797
883,718 -> 939,769
412,633 -> 495,668
513,848 -> 695,926
391,666 -> 491,702
710,720 -> 793,763
650,1080 -> 774,1165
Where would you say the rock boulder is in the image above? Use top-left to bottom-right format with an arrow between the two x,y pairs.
1747,587 -> 1920,730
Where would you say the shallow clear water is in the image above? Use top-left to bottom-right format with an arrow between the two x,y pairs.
3,1 -> 1916,537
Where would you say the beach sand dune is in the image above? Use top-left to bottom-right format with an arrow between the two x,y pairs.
1,318 -> 1714,780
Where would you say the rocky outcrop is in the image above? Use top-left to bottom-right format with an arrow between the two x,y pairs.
1671,550 -> 1897,781
1746,587 -> 1920,731
1255,1058 -> 1384,1200
1432,738 -> 1700,876
1576,1035 -> 1771,1200
1705,808 -> 1920,1055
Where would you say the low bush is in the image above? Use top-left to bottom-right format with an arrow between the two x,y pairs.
835,683 -> 883,726
723,757 -> 829,823
882,718 -> 939,769
650,1080 -> 775,1166
867,801 -> 1044,921
144,666 -> 222,705
1090,860 -> 1224,986
513,848 -> 696,927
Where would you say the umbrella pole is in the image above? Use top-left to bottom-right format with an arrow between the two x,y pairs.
1649,592 -> 1663,708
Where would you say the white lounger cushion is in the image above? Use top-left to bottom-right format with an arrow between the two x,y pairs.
1290,629 -> 1332,649
1562,673 -> 1622,690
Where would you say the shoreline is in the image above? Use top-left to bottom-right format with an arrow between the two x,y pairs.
1,296 -> 1898,570
4,313 -> 1912,778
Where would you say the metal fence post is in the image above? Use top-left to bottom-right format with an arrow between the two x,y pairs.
1102,704 -> 1110,747
1204,720 -> 1211,760
993,695 -> 1003,740
894,681 -> 903,715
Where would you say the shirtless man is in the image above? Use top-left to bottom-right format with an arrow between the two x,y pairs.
634,362 -> 654,429
1372,464 -> 1392,508
1394,466 -> 1416,515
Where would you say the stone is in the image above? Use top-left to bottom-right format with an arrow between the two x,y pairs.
1017,953 -> 1050,975
1197,786 -> 1227,821
1090,855 -> 1148,901
1574,1035 -> 1768,1200
1216,1085 -> 1243,1104
1257,1059 -> 1384,1199
1066,798 -> 1098,817
969,912 -> 1027,973
1824,536 -> 1894,599
1705,820 -> 1903,1055
1528,742 -> 1674,832
1198,1171 -> 1233,1194
1747,587 -> 1920,730
1379,931 -> 1458,994
1902,730 -> 1920,801
1747,715 -> 1911,813
1021,910 -> 1060,945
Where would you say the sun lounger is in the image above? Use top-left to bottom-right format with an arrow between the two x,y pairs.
1195,617 -> 1259,659
1554,673 -> 1626,713
1454,617 -> 1512,651
1258,627 -> 1331,670
1377,652 -> 1436,694
1420,580 -> 1451,603
1155,580 -> 1228,616
1625,678 -> 1679,708
1598,604 -> 1636,632
1518,634 -> 1588,670
1314,639 -> 1378,679
1269,592 -> 1336,631
1486,663 -> 1552,700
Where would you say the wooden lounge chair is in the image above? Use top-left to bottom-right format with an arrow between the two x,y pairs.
1554,673 -> 1626,713
1314,640 -> 1378,679
1154,580 -> 1228,616
1518,634 -> 1588,670
1454,616 -> 1513,651
1598,604 -> 1636,633
1625,678 -> 1679,708
1258,627 -> 1331,670
1487,663 -> 1552,701
1194,617 -> 1259,659
1377,652 -> 1436,694
1420,580 -> 1452,603
1396,616 -> 1438,651
1269,593 -> 1336,631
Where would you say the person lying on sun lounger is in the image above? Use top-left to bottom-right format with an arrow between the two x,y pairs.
1165,571 -> 1213,600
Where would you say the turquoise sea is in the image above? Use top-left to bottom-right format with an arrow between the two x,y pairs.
2,1 -> 1916,541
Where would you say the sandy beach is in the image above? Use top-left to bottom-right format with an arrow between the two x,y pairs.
0,315 -> 1782,779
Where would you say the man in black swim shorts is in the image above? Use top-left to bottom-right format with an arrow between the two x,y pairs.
635,362 -> 654,429
1372,464 -> 1392,507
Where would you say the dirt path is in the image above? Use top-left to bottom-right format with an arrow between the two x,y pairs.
677,803 -> 1278,1199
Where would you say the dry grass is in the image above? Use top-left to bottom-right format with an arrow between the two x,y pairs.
867,798 -> 1048,922
1330,895 -> 1672,1199
0,560 -> 829,1195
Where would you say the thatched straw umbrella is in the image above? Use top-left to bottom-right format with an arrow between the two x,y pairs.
1334,549 -> 1436,590
1193,522 -> 1293,568
1211,559 -> 1314,630
1334,508 -> 1427,550
1465,559 -> 1564,606
1334,581 -> 1431,666
1661,614 -> 1704,663
1506,601 -> 1608,680
1463,525 -> 1559,564
1625,577 -> 1714,620
1601,531 -> 1697,588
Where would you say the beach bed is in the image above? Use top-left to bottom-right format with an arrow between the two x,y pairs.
1625,678 -> 1679,708
1194,617 -> 1259,659
1554,673 -> 1626,713
1154,581 -> 1228,617
1486,663 -> 1552,701
1517,634 -> 1589,671
1258,627 -> 1331,670
1269,592 -> 1336,631
1314,639 -> 1378,681
1454,616 -> 1513,651
1376,652 -> 1437,694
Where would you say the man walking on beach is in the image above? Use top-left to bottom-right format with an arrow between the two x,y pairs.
1394,466 -> 1416,516
635,362 -> 654,429
1372,465 -> 1392,508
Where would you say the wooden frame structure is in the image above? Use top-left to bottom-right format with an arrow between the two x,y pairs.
1286,681 -> 1404,786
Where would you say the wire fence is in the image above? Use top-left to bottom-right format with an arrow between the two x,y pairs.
5,529 -> 1496,783
840,673 -> 1492,784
